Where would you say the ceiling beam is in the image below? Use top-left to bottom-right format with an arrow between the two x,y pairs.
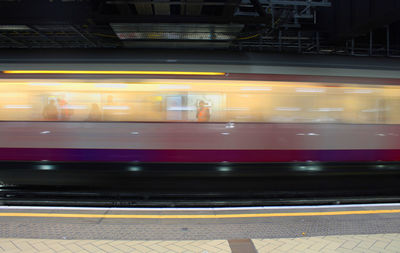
154,0 -> 170,15
223,0 -> 242,20
134,0 -> 153,15
186,0 -> 203,16
116,3 -> 134,16
249,0 -> 267,17
0,33 -> 27,48
95,14 -> 274,24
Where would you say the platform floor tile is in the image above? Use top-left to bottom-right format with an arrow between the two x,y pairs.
0,238 -> 231,253
1,234 -> 400,252
253,233 -> 400,253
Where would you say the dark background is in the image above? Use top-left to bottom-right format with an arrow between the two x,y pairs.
0,0 -> 398,56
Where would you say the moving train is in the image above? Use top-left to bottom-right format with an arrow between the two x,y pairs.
1,59 -> 400,165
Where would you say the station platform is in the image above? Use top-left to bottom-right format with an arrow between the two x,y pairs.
1,233 -> 399,252
0,204 -> 399,252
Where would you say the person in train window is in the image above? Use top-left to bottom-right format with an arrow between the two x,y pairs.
42,100 -> 58,121
87,103 -> 102,121
57,97 -> 73,121
196,100 -> 210,122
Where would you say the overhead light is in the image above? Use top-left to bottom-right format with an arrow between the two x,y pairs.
38,165 -> 54,170
102,106 -> 130,110
224,108 -> 249,111
296,88 -> 325,93
111,23 -> 244,41
0,25 -> 31,30
128,166 -> 141,172
362,108 -> 381,113
167,106 -> 196,111
310,108 -> 343,112
159,85 -> 191,90
296,133 -> 320,136
344,89 -> 373,94
240,87 -> 272,91
61,105 -> 87,110
294,165 -> 321,172
225,122 -> 235,129
4,105 -> 32,109
218,166 -> 231,172
275,107 -> 301,111
28,83 -> 62,86
95,83 -> 127,88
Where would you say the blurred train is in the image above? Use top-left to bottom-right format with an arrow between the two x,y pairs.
1,61 -> 400,164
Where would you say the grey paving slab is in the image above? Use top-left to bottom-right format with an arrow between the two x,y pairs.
0,214 -> 398,240
0,205 -> 399,241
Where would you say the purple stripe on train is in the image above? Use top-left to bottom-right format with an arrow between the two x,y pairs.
1,148 -> 400,162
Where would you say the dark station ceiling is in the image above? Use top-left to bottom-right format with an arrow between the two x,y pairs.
0,0 -> 399,56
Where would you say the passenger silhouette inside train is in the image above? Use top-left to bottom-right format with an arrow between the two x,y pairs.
42,100 -> 58,121
87,103 -> 102,121
196,100 -> 210,122
57,97 -> 73,121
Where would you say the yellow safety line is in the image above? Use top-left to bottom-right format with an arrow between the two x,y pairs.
0,209 -> 399,219
2,70 -> 226,76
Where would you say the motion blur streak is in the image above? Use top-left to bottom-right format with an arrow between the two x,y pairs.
2,70 -> 226,76
0,73 -> 399,163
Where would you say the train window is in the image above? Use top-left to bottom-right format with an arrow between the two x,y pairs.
225,93 -> 268,122
307,93 -> 344,123
381,87 -> 400,124
187,94 -> 223,122
0,92 -> 35,121
341,91 -> 381,124
166,96 -> 184,121
101,94 -> 133,121
268,93 -> 306,122
0,79 -> 398,125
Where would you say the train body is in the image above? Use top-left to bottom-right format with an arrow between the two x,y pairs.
1,122 -> 400,163
1,54 -> 400,165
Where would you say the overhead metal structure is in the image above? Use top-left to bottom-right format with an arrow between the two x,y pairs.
0,0 -> 398,56
111,23 -> 244,41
